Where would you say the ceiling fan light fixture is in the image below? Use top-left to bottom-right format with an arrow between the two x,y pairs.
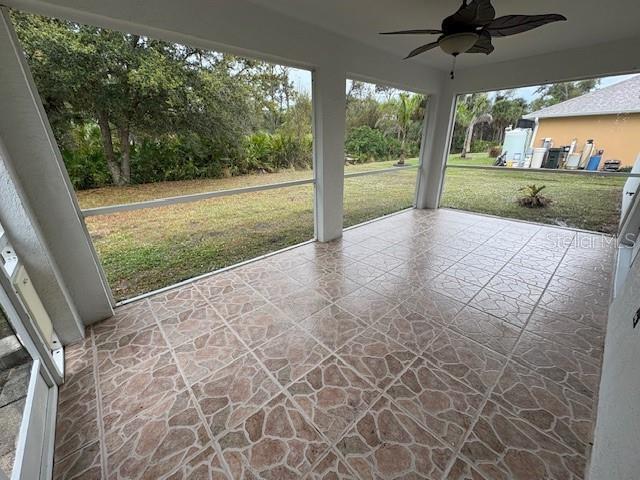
380,0 -> 567,78
439,32 -> 480,56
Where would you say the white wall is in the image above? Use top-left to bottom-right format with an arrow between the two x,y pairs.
589,249 -> 640,480
313,69 -> 347,241
0,140 -> 84,343
415,87 -> 457,209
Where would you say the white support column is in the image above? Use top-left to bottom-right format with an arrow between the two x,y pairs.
0,141 -> 84,344
313,67 -> 346,242
415,89 -> 457,209
0,9 -> 113,333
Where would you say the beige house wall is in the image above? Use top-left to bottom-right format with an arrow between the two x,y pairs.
532,113 -> 640,167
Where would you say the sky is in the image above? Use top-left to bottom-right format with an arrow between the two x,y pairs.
496,74 -> 637,102
287,68 -> 637,103
288,68 -> 312,95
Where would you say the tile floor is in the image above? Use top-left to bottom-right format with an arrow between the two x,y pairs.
53,208 -> 616,479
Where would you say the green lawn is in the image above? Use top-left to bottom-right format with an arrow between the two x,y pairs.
78,158 -> 419,209
80,160 -> 418,300
447,153 -> 496,166
442,163 -> 625,234
78,156 -> 623,301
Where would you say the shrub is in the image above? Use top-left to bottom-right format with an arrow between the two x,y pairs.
271,133 -> 313,171
345,126 -> 401,163
61,122 -> 313,189
132,134 -> 229,183
243,132 -> 312,172
244,132 -> 275,171
471,140 -> 499,154
62,123 -> 111,189
518,184 -> 551,208
488,146 -> 502,158
345,126 -> 387,162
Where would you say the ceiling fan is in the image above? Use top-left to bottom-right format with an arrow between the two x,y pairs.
381,0 -> 566,78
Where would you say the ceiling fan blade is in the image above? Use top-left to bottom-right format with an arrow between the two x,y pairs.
404,41 -> 440,59
470,0 -> 496,25
467,31 -> 494,54
486,14 -> 567,37
380,29 -> 442,35
442,0 -> 496,32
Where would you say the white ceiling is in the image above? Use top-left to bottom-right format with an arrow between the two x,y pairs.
248,0 -> 640,71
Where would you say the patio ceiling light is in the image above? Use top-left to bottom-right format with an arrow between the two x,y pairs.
438,32 -> 479,56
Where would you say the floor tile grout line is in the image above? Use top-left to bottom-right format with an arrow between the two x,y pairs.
402,252 -> 532,370
364,304 -> 445,357
366,219 -> 590,471
158,316 -> 235,354
455,306 -> 600,469
303,446 -> 364,480
101,301 -> 255,392
150,287 -> 308,478
237,347 -> 343,476
148,296 -> 238,480
189,321 -> 310,476
212,316 -> 338,476
321,300 -> 496,477
214,262 -> 415,373
325,210 -> 481,400
438,229 -> 536,312
53,334 -> 107,469
429,224 -> 559,352
441,233 -> 580,478
190,272 -> 320,359
189,273 -> 355,477
439,330 -> 523,476
194,268 -> 360,377
286,358 -> 388,479
320,343 -> 437,477
88,326 -> 109,479
223,260 -> 444,478
375,355 -> 489,459
510,237 -> 607,465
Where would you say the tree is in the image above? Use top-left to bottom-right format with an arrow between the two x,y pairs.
281,94 -> 312,139
346,80 -> 368,103
456,93 -> 493,158
389,93 -> 425,165
12,12 -> 252,185
346,81 -> 383,132
243,63 -> 297,133
491,96 -> 527,143
530,80 -> 600,111
343,83 -> 425,163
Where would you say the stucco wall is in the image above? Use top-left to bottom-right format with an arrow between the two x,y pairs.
532,113 -> 640,167
0,140 -> 83,343
589,249 -> 640,480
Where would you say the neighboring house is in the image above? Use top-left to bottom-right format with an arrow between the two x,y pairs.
525,75 -> 640,167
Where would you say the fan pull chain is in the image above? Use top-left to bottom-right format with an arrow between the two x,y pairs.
450,55 -> 457,80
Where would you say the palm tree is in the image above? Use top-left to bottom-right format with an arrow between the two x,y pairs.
456,93 -> 493,158
491,96 -> 527,144
393,93 -> 424,165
